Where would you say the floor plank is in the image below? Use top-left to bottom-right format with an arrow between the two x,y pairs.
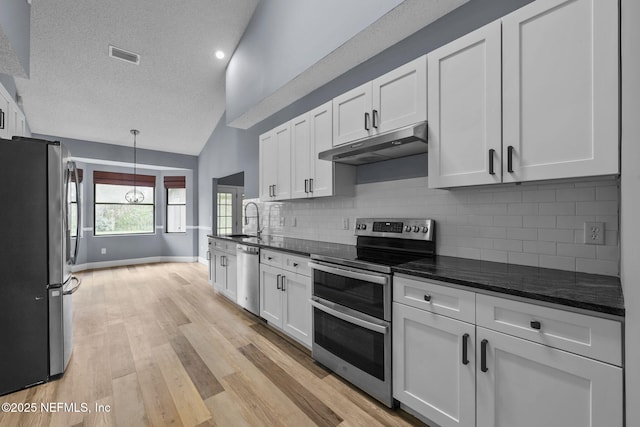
0,262 -> 428,427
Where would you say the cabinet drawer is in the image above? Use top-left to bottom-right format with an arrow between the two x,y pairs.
211,238 -> 232,252
476,294 -> 622,366
261,249 -> 284,268
394,276 -> 476,324
282,253 -> 310,276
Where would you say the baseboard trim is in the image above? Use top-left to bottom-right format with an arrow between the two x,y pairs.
197,257 -> 209,266
72,256 -> 198,272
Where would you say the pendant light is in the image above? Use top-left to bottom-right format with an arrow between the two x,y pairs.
125,129 -> 145,203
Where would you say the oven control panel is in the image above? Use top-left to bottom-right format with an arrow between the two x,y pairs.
355,218 -> 435,241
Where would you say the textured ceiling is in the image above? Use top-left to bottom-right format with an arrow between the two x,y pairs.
15,0 -> 259,155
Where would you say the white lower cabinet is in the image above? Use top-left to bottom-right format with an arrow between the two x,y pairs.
210,238 -> 237,302
392,275 -> 623,427
393,302 -> 475,427
476,326 -> 623,427
260,250 -> 312,348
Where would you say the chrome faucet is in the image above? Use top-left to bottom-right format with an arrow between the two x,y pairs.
243,202 -> 262,238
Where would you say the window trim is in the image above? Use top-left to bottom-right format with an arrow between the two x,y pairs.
93,172 -> 157,236
164,176 -> 187,234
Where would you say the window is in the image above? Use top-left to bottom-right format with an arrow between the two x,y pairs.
165,176 -> 186,233
94,171 -> 156,236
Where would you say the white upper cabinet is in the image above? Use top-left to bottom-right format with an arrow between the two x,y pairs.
332,82 -> 373,145
290,101 -> 354,199
333,56 -> 427,146
428,21 -> 502,188
372,56 -> 427,134
502,0 -> 619,182
0,86 -> 11,140
429,0 -> 619,188
0,83 -> 28,139
259,123 -> 291,201
259,131 -> 277,200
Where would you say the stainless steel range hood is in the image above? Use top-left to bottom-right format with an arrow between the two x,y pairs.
319,121 -> 427,165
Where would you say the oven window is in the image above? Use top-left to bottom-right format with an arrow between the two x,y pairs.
314,308 -> 385,380
313,270 -> 385,319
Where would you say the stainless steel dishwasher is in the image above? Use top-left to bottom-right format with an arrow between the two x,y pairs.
236,244 -> 260,315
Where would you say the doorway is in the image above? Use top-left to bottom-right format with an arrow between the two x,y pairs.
212,172 -> 244,236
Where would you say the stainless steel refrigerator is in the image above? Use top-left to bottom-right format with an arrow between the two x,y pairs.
0,137 -> 81,396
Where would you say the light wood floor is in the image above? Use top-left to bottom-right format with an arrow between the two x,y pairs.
0,262 -> 427,427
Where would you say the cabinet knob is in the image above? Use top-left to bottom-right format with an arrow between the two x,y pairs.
424,295 -> 432,302
530,320 -> 541,330
293,263 -> 298,267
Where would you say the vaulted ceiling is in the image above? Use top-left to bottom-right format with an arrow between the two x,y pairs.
16,0 -> 259,155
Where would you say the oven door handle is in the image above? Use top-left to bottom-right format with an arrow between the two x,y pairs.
308,262 -> 389,286
310,299 -> 389,334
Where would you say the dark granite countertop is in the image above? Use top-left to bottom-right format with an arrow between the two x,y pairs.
394,256 -> 624,317
207,234 -> 624,317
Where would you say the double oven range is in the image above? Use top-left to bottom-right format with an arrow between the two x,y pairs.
309,218 -> 435,407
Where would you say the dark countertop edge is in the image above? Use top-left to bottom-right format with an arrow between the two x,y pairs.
392,267 -> 624,317
208,234 -> 624,318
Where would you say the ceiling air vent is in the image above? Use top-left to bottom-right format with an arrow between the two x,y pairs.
109,45 -> 140,65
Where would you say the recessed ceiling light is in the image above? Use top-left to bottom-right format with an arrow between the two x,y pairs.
215,50 -> 225,60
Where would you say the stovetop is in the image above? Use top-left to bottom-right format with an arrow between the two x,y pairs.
312,218 -> 436,273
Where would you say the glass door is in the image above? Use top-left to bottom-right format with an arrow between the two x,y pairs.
216,185 -> 243,235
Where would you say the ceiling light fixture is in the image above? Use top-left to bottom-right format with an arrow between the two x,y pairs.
215,50 -> 225,59
125,129 -> 145,204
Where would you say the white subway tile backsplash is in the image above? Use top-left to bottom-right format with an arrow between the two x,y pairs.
523,215 -> 556,228
523,241 -> 557,255
247,177 -> 619,275
522,189 -> 556,202
557,243 -> 596,259
539,255 -> 575,271
508,252 -> 539,267
576,258 -> 618,275
596,186 -> 619,201
539,202 -> 576,215
538,228 -> 575,243
493,215 -> 523,227
556,187 -> 595,201
481,249 -> 509,263
576,201 -> 618,216
493,239 -> 523,252
507,227 -> 538,241
507,203 -> 539,215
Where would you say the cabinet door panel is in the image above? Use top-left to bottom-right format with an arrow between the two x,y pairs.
259,131 -> 277,200
0,89 -> 10,140
225,254 -> 237,302
274,123 -> 291,200
282,273 -> 312,348
290,113 -> 310,199
332,82 -> 372,146
260,265 -> 283,328
309,101 -> 334,197
502,0 -> 618,182
476,327 -> 622,427
428,21 -> 502,188
393,303 -> 475,427
372,56 -> 426,134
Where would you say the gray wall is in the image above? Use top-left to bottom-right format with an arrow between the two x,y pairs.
0,0 -> 30,76
197,0 -> 534,258
225,0 -> 403,124
34,134 -> 198,266
0,74 -> 17,100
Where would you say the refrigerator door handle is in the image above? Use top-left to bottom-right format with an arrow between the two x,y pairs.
63,276 -> 81,295
69,161 -> 81,265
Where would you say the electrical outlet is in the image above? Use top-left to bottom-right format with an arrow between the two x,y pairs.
343,218 -> 349,230
584,222 -> 605,245
101,248 -> 107,254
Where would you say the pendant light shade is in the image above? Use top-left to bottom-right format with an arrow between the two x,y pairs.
125,129 -> 145,204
